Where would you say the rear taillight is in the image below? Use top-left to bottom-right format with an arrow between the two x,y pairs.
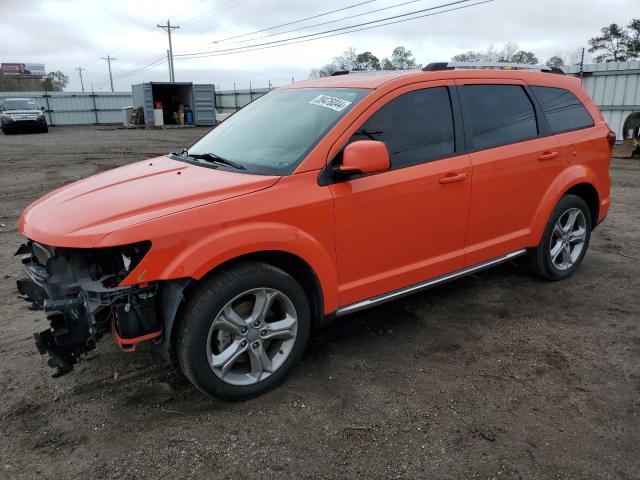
607,130 -> 616,147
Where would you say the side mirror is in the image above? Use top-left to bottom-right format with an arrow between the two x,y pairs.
339,140 -> 390,175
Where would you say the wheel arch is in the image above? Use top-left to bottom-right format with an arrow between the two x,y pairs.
564,182 -> 599,228
165,249 -> 328,364
530,165 -> 603,245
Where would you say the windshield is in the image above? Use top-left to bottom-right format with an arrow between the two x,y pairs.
187,87 -> 369,175
3,99 -> 39,111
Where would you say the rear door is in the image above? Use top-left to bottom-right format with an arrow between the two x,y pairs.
330,82 -> 472,306
457,80 -> 563,266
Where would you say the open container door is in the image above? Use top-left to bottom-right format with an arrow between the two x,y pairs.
131,83 -> 154,125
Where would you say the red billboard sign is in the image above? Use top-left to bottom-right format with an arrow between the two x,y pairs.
1,63 -> 46,78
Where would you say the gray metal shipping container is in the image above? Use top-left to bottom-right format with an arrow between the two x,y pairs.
131,82 -> 216,126
565,62 -> 640,140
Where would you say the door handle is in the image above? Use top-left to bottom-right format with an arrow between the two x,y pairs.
439,173 -> 468,184
538,151 -> 559,161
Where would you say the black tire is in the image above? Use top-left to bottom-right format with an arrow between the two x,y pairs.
41,124 -> 48,133
177,262 -> 311,401
529,194 -> 592,281
1,126 -> 10,135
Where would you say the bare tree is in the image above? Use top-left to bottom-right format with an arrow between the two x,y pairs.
452,51 -> 484,62
499,42 -> 519,62
333,47 -> 359,71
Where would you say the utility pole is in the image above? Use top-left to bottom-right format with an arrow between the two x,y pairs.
157,19 -> 179,82
579,47 -> 585,84
75,66 -> 85,92
166,49 -> 173,81
101,55 -> 116,92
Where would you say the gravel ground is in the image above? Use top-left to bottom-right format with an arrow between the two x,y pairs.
0,126 -> 638,480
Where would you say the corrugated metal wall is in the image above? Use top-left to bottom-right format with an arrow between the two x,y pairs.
215,87 -> 271,112
565,62 -> 640,139
0,91 -> 133,126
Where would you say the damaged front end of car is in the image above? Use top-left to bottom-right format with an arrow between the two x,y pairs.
15,240 -> 166,377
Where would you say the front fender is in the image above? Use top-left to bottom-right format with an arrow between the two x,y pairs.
123,222 -> 339,314
529,164 -> 604,245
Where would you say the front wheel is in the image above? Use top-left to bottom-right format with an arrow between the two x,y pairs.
177,262 -> 311,401
529,194 -> 592,281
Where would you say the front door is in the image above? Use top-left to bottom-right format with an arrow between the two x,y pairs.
329,84 -> 472,307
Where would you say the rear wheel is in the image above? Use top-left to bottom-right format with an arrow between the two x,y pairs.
177,262 -> 311,401
41,124 -> 49,133
529,194 -> 592,280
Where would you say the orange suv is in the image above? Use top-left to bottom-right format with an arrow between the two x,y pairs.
16,63 -> 613,400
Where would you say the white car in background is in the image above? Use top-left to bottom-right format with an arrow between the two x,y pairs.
1,97 -> 48,134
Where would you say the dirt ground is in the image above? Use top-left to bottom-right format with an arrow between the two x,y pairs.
0,126 -> 638,480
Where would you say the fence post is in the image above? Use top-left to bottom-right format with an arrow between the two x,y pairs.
42,87 -> 53,126
249,81 -> 253,102
213,83 -> 217,119
268,80 -> 272,91
90,88 -> 99,125
233,82 -> 238,111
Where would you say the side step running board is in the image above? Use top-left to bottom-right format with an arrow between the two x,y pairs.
335,249 -> 527,317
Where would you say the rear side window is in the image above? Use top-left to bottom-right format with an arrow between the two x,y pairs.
530,86 -> 594,134
462,85 -> 538,150
351,87 -> 455,169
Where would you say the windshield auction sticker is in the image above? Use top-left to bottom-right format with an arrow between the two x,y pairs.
309,95 -> 352,112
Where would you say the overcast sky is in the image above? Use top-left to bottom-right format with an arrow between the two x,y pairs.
0,0 -> 636,91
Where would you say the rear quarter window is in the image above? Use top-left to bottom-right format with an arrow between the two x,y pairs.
530,86 -> 594,134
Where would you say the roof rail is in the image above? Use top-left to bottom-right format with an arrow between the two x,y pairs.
423,62 -> 564,75
331,70 -> 350,76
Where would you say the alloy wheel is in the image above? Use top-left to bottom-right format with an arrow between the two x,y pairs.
549,207 -> 587,271
206,288 -> 298,386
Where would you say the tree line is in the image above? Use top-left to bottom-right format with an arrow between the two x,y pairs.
309,46 -> 421,78
0,71 -> 69,92
309,17 -> 640,77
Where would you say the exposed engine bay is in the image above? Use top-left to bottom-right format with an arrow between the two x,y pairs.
15,240 -> 170,377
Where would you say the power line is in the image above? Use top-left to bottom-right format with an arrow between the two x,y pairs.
124,53 -> 167,71
157,20 -> 180,81
93,0 -> 493,87
181,0 -> 247,27
175,0 -> 490,59
226,0 -> 427,46
101,55 -> 116,92
210,0 -> 378,44
112,57 -> 167,80
175,0 -> 494,60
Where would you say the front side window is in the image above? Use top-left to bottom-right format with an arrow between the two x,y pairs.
530,86 -> 594,134
3,99 -> 39,111
350,87 -> 455,169
462,85 -> 538,150
187,88 -> 368,175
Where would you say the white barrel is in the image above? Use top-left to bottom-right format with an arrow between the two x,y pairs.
153,109 -> 164,127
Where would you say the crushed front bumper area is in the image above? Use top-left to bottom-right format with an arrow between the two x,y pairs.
16,240 -> 162,377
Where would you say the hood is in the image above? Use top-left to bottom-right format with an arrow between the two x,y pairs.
19,155 -> 280,247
